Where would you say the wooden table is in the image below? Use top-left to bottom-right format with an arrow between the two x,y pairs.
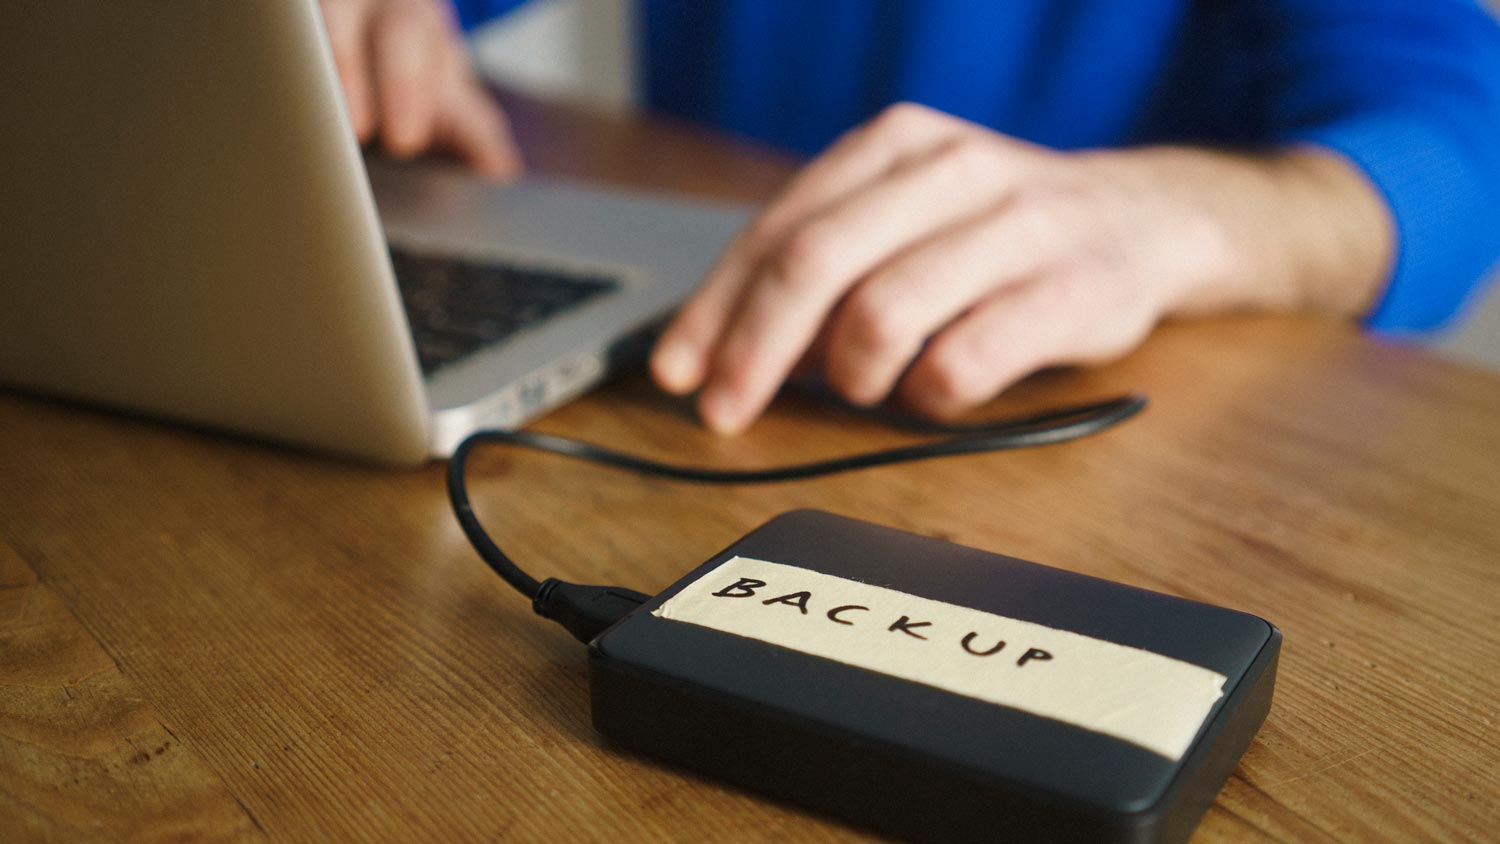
3,91 -> 1497,844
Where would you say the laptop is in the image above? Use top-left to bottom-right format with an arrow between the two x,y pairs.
0,1 -> 749,464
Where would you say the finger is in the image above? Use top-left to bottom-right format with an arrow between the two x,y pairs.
650,103 -> 964,397
822,194 -> 1068,406
650,258 -> 752,394
693,139 -> 1030,433
321,0 -> 376,140
897,268 -> 1142,418
896,281 -> 1069,418
746,102 -> 970,250
372,0 -> 445,157
437,80 -> 525,178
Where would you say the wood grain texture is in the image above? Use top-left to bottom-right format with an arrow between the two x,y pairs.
1,89 -> 1497,843
0,537 -> 264,842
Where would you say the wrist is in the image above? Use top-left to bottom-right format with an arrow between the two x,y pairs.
1080,146 -> 1394,321
1264,147 -> 1395,318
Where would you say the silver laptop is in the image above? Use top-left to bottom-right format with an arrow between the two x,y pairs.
0,2 -> 749,464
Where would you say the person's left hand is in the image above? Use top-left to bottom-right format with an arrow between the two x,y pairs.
648,102 -> 1388,433
319,0 -> 523,177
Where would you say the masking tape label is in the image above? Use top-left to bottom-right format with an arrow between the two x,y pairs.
652,556 -> 1226,761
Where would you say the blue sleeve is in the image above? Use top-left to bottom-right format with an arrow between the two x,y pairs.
450,0 -> 527,31
1258,0 -> 1500,331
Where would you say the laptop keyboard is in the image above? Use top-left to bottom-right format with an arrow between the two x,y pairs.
390,246 -> 621,375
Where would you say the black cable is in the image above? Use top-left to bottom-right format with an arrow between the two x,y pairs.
447,393 -> 1146,641
789,385 -> 1141,436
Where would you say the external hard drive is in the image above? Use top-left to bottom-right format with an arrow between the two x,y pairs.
589,510 -> 1279,844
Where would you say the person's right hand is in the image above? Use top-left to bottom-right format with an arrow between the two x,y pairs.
649,103 -> 1391,434
319,0 -> 523,178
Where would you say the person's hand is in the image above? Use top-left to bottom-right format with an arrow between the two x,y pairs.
650,102 -> 1391,433
319,0 -> 523,177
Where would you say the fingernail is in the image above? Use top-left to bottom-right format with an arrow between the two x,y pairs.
700,388 -> 748,436
652,339 -> 701,394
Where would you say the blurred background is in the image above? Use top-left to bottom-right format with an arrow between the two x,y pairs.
469,0 -> 1500,371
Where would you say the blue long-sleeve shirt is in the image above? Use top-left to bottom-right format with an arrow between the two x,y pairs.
455,0 -> 1500,332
